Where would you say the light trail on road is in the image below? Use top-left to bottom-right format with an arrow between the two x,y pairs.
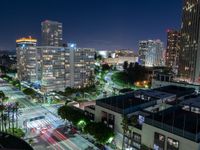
0,78 -> 98,150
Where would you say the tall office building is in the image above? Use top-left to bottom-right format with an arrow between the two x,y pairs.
41,20 -> 63,46
165,30 -> 180,73
16,37 -> 38,82
178,0 -> 200,82
139,40 -> 164,67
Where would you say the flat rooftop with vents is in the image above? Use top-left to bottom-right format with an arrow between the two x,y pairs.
96,92 -> 158,115
145,105 -> 200,142
154,85 -> 195,98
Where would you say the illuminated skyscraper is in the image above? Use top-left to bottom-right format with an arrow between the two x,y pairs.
17,39 -> 95,92
68,43 -> 95,88
178,0 -> 200,82
41,20 -> 63,46
139,40 -> 164,67
165,29 -> 180,73
16,37 -> 38,82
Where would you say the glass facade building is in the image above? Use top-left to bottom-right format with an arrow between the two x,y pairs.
178,0 -> 200,82
166,30 -> 180,74
139,40 -> 164,67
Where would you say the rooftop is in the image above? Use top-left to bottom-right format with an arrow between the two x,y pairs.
135,89 -> 175,99
145,106 -> 200,142
16,36 -> 37,43
154,85 -> 195,98
181,96 -> 200,108
96,92 -> 158,115
144,103 -> 172,113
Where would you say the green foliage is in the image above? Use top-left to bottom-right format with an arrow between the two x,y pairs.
141,144 -> 153,150
77,120 -> 87,131
123,61 -> 129,71
12,80 -> 21,89
121,116 -> 129,133
23,88 -> 35,96
130,115 -> 138,127
7,128 -> 25,138
0,66 -> 16,74
58,105 -> 115,144
94,65 -> 101,75
51,99 -> 61,104
57,105 -> 89,125
1,75 -> 12,82
114,62 -> 148,87
111,72 -> 130,87
94,53 -> 102,61
84,122 -> 114,144
0,91 -> 5,99
1,75 -> 21,89
60,85 -> 97,97
101,64 -> 111,71
126,62 -> 147,82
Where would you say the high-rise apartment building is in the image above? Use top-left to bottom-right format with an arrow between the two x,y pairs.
165,30 -> 180,73
68,43 -> 95,88
178,0 -> 200,82
16,37 -> 38,82
17,40 -> 95,92
38,46 -> 68,92
41,20 -> 63,46
139,40 -> 164,67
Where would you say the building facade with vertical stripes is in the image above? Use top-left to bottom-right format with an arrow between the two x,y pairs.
166,30 -> 180,74
178,0 -> 200,83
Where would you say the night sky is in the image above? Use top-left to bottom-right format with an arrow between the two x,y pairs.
0,0 -> 182,51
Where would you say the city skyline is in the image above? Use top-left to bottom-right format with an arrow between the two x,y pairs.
0,0 -> 182,51
1,0 -> 200,150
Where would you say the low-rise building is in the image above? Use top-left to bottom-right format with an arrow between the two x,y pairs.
94,86 -> 193,149
86,85 -> 196,149
152,72 -> 200,93
103,56 -> 138,66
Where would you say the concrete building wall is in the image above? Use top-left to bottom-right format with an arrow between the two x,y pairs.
103,56 -> 138,66
142,123 -> 200,150
95,105 -> 123,133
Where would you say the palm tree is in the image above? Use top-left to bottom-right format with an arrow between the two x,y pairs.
128,115 -> 138,148
11,106 -> 15,134
7,105 -> 11,131
15,102 -> 19,129
121,115 -> 129,150
3,114 -> 8,133
0,105 -> 5,132
0,90 -> 5,132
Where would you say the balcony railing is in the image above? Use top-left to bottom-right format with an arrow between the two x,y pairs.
145,118 -> 200,142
